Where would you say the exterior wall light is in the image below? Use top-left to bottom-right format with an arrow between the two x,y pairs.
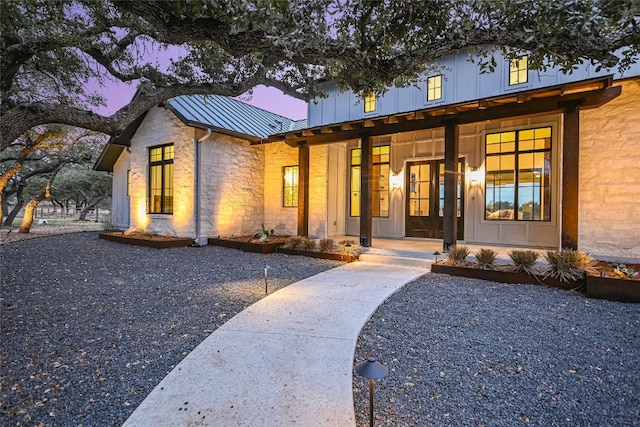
468,166 -> 483,184
355,357 -> 389,427
390,173 -> 403,190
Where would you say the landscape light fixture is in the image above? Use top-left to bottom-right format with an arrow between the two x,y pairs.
263,263 -> 271,295
355,357 -> 389,427
433,251 -> 442,264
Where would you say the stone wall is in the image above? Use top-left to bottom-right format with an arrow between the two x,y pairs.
198,133 -> 264,239
129,107 -> 195,237
263,142 -> 298,236
308,145 -> 329,238
579,80 -> 640,260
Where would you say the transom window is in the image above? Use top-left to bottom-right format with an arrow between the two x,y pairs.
149,144 -> 174,214
485,127 -> 552,221
427,75 -> 442,101
350,145 -> 390,217
509,56 -> 528,85
282,166 -> 299,207
364,93 -> 376,113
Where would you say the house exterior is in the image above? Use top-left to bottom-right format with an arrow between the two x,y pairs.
96,49 -> 640,262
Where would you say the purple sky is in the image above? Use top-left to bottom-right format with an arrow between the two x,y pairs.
101,81 -> 308,120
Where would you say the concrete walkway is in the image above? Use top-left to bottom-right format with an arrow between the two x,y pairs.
122,261 -> 426,427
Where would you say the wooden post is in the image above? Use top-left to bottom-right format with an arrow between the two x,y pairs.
561,102 -> 582,250
443,119 -> 459,252
297,141 -> 310,237
359,134 -> 373,247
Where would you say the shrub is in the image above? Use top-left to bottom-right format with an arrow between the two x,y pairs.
509,250 -> 540,275
285,236 -> 304,249
301,237 -> 317,251
475,248 -> 498,270
339,239 -> 361,257
319,238 -> 335,253
445,245 -> 470,266
544,249 -> 597,283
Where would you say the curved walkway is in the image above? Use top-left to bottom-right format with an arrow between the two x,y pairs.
122,261 -> 426,426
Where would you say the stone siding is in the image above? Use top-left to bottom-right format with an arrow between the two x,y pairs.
129,107 -> 195,237
198,134 -> 264,238
308,145 -> 329,238
263,142 -> 298,236
579,80 -> 640,260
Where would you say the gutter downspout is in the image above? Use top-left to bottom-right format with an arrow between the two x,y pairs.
194,128 -> 211,245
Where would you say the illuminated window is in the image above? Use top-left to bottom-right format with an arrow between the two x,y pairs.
509,56 -> 528,85
283,166 -> 299,207
427,75 -> 442,101
364,93 -> 376,113
127,170 -> 131,197
149,144 -> 174,214
485,127 -> 552,221
350,145 -> 390,217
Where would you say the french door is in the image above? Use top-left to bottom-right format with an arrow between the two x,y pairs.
405,158 -> 464,239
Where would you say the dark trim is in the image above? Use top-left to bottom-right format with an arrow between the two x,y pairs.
359,135 -> 373,247
297,142 -> 309,237
442,120 -> 459,251
561,104 -> 581,249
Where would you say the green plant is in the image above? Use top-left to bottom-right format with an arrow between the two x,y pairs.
475,248 -> 498,270
445,245 -> 470,266
301,237 -> 317,251
339,240 -> 361,257
543,249 -> 597,283
285,236 -> 304,249
319,238 -> 335,253
509,250 -> 540,275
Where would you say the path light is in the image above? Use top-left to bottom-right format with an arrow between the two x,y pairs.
355,357 -> 388,427
263,263 -> 271,295
433,251 -> 441,264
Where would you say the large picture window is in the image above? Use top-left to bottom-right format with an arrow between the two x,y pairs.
149,144 -> 174,214
485,127 -> 551,221
350,145 -> 390,217
283,166 -> 299,207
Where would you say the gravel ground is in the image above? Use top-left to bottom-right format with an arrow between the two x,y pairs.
0,232 -> 344,426
353,274 -> 640,427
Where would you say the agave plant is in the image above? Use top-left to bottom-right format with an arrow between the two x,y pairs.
319,238 -> 335,253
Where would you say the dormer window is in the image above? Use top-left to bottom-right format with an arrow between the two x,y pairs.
364,93 -> 376,113
509,56 -> 528,85
427,75 -> 442,101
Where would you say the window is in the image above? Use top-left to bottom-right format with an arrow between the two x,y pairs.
126,170 -> 131,197
485,127 -> 551,221
283,166 -> 299,207
350,145 -> 390,217
509,56 -> 528,85
427,75 -> 442,101
149,144 -> 174,214
364,92 -> 376,113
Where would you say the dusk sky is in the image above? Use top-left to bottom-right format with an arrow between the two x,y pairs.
101,80 -> 308,120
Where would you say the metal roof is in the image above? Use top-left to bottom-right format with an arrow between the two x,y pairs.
167,95 -> 306,140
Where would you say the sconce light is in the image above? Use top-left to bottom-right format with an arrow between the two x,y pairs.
390,173 -> 403,190
468,166 -> 483,184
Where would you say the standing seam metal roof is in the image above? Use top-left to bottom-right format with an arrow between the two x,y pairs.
168,95 -> 306,140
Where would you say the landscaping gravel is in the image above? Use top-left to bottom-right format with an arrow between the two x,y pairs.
0,232 -> 343,426
353,274 -> 640,427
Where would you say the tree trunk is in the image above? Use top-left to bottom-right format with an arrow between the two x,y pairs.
4,200 -> 24,227
78,195 -> 108,221
18,162 -> 65,233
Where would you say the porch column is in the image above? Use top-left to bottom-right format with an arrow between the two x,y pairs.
561,102 -> 581,250
297,141 -> 309,237
443,119 -> 459,252
359,134 -> 373,247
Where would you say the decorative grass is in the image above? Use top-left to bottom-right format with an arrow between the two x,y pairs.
509,250 -> 540,275
544,249 -> 597,283
475,248 -> 498,270
445,245 -> 470,266
319,238 -> 335,253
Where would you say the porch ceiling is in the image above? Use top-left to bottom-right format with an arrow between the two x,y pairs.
262,76 -> 620,147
